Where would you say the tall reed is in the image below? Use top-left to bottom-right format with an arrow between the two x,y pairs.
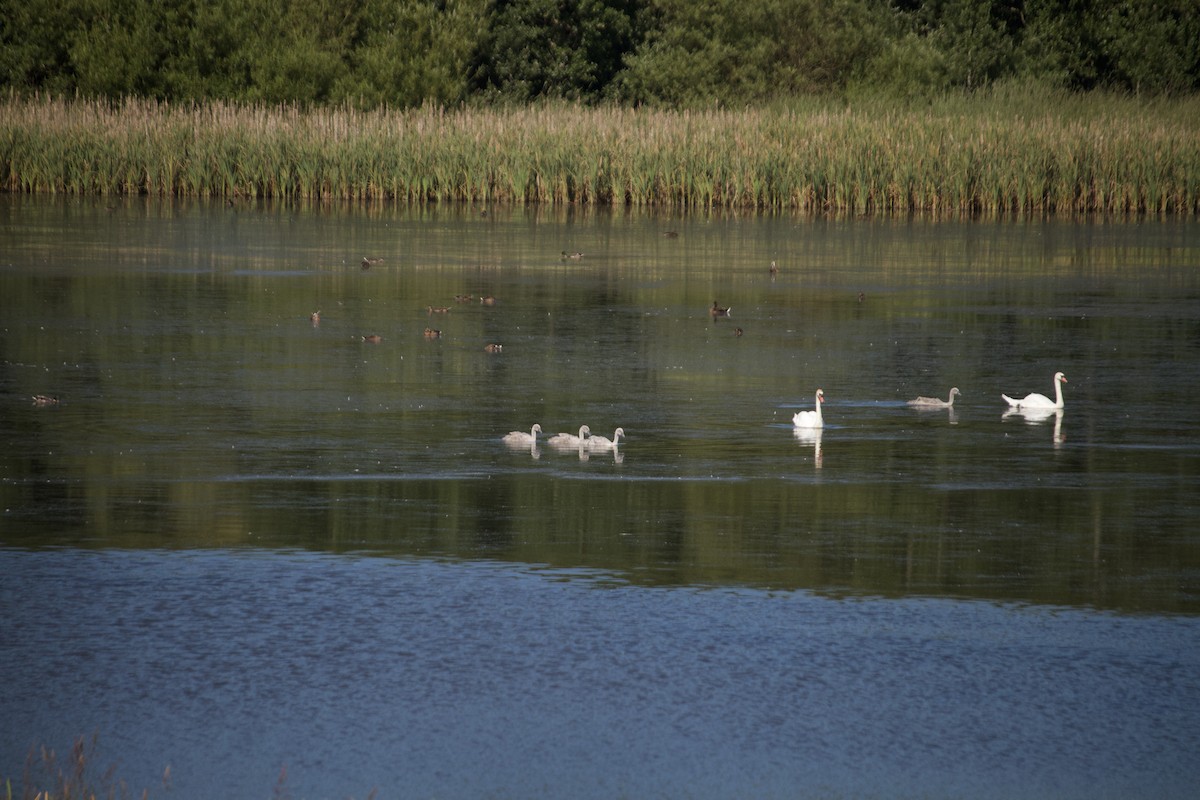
2,91 -> 1197,214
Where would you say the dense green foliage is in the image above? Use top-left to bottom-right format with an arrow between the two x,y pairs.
1,0 -> 1197,106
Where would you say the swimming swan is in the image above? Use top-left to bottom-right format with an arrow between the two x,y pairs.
587,427 -> 625,451
1003,372 -> 1067,410
908,387 -> 961,408
792,389 -> 825,428
547,425 -> 590,448
502,424 -> 542,447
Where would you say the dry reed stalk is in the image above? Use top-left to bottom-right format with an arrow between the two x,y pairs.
1,93 -> 1197,214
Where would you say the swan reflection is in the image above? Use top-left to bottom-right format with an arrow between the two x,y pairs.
552,442 -> 625,463
1002,408 -> 1064,447
910,405 -> 959,425
792,427 -> 823,469
502,441 -> 541,459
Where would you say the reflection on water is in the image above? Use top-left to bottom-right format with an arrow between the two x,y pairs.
1003,407 -> 1066,447
1,196 -> 1198,610
791,426 -> 823,468
2,196 -> 1200,797
3,548 -> 1198,800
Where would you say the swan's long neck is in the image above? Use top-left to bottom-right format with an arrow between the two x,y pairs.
1053,378 -> 1064,408
815,393 -> 823,419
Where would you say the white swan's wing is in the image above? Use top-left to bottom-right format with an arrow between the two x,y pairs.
1011,392 -> 1056,408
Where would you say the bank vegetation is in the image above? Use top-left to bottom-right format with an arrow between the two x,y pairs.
2,89 -> 1197,215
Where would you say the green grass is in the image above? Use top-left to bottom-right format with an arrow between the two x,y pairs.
2,89 -> 1198,214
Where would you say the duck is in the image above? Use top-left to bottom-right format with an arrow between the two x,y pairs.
769,260 -> 779,275
32,395 -> 59,406
423,328 -> 441,339
454,294 -> 474,303
1003,372 -> 1067,410
547,425 -> 590,448
734,327 -> 743,337
361,334 -> 383,343
427,306 -> 451,314
710,301 -> 731,318
502,424 -> 543,447
792,389 -> 825,428
361,257 -> 383,269
310,310 -> 321,323
484,343 -> 503,353
480,295 -> 497,306
908,387 -> 961,408
561,251 -> 584,260
662,231 -> 679,239
587,427 -> 625,451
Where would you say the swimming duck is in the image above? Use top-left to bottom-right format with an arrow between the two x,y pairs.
480,296 -> 497,306
561,251 -> 584,260
361,257 -> 383,269
423,328 -> 441,339
710,301 -> 731,318
427,306 -> 450,314
361,334 -> 383,343
484,343 -> 503,353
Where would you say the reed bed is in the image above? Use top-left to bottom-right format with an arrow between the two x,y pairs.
2,92 -> 1197,214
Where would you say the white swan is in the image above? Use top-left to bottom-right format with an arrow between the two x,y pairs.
908,387 -> 961,408
502,423 -> 542,447
547,425 -> 590,448
1003,372 -> 1067,410
792,389 -> 825,428
587,427 -> 625,451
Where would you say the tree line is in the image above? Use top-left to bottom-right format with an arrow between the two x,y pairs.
1,0 -> 1197,108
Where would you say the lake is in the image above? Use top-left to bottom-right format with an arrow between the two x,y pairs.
2,195 -> 1199,798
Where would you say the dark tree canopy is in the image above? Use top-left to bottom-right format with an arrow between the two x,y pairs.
0,0 -> 1196,106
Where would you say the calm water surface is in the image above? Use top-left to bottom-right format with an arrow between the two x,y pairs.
2,196 -> 1199,798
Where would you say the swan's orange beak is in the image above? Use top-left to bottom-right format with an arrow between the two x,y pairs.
1061,376 -> 1068,383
